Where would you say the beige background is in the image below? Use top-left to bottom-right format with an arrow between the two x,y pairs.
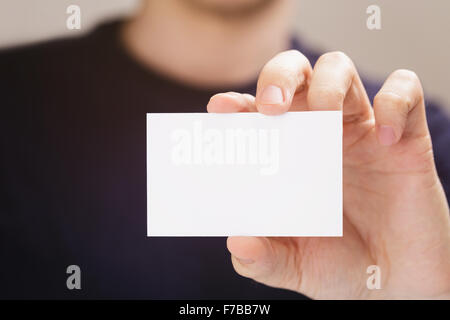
0,0 -> 449,113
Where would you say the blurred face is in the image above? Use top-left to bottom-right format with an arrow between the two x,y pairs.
183,0 -> 276,17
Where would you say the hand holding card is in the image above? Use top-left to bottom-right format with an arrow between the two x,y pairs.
204,50 -> 450,300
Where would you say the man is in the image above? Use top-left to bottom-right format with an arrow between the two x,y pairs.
1,0 -> 449,299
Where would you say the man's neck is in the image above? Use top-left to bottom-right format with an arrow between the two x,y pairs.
121,0 -> 294,89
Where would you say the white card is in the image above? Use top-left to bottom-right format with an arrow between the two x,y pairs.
147,111 -> 342,237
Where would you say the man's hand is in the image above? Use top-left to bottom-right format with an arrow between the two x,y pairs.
206,50 -> 450,299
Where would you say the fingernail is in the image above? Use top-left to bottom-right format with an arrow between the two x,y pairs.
234,256 -> 254,265
259,85 -> 284,105
378,125 -> 397,146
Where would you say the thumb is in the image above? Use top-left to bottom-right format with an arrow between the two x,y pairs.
227,236 -> 303,292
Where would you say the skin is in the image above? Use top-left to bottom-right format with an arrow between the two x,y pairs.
124,0 -> 450,299
121,0 -> 293,88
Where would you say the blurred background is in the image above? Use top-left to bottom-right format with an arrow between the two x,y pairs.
0,0 -> 449,113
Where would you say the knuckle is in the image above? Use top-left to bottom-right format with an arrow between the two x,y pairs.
261,58 -> 288,77
392,69 -> 423,96
316,51 -> 356,79
374,91 -> 412,110
241,93 -> 255,101
259,53 -> 309,88
311,85 -> 346,103
266,50 -> 311,75
377,69 -> 425,109
276,49 -> 308,63
319,51 -> 352,66
286,49 -> 310,65
279,49 -> 301,57
392,69 -> 419,83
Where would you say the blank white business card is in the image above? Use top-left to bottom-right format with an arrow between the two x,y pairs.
147,111 -> 342,237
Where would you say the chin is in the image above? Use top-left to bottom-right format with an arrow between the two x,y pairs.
183,0 -> 277,17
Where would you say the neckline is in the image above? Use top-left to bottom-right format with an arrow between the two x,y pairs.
90,19 -> 313,96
